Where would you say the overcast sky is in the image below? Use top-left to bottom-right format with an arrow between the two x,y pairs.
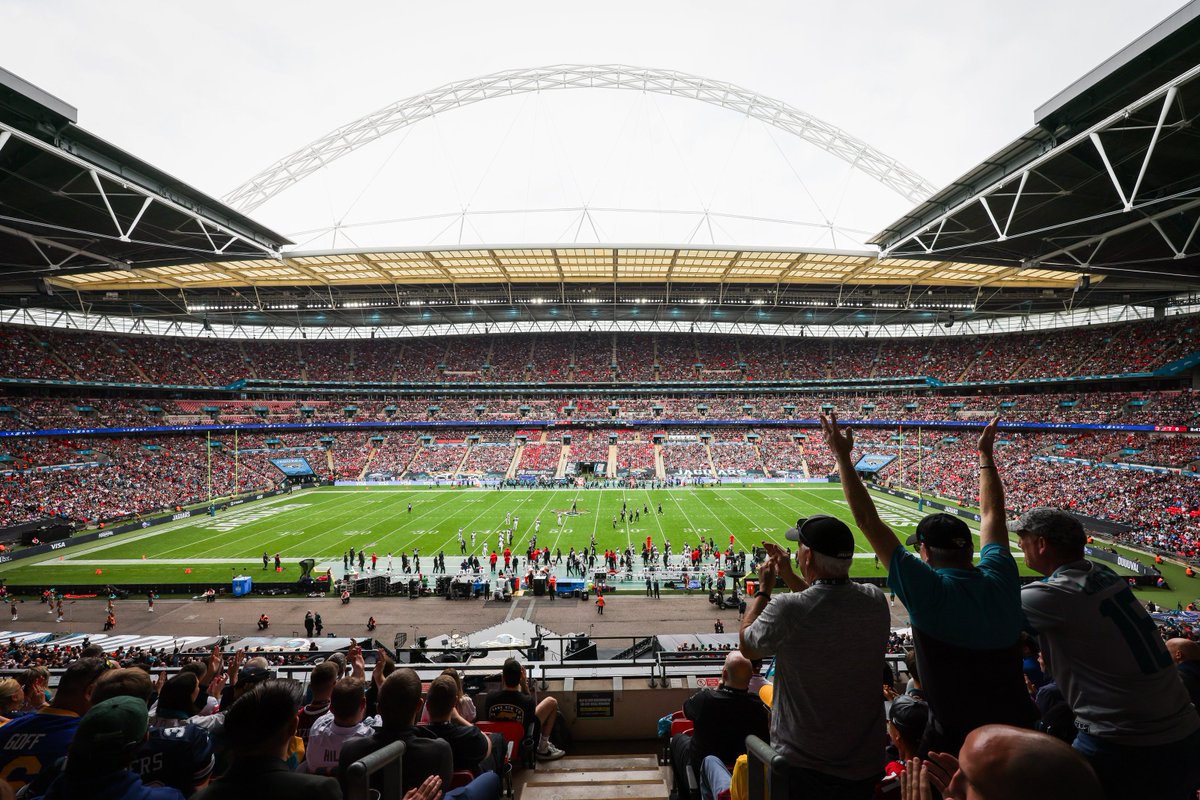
4,1 -> 1188,251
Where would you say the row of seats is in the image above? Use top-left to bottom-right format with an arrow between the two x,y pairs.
3,388 -> 1196,428
2,314 -> 1196,384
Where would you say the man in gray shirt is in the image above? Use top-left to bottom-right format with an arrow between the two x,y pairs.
1017,507 -> 1200,800
740,515 -> 889,800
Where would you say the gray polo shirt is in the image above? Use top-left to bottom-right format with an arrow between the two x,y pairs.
1022,560 -> 1200,746
744,580 -> 889,780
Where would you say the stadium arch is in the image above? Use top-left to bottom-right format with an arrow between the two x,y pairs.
223,64 -> 938,214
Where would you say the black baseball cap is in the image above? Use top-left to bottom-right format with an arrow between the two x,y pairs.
905,513 -> 972,551
888,694 -> 930,743
785,515 -> 855,559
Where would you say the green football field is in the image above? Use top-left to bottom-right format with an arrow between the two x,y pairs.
0,485 -> 1182,602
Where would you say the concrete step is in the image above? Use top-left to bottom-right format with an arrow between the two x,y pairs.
526,769 -> 663,786
540,755 -> 659,772
520,782 -> 669,800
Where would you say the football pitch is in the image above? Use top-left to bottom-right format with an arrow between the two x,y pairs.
0,484 -> 1036,588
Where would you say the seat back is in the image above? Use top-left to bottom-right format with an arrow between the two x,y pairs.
449,770 -> 476,789
477,719 -> 530,767
670,718 -> 695,737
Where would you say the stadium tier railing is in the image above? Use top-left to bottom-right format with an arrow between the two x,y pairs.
345,740 -> 406,800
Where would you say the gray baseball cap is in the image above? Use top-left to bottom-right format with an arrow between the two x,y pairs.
1008,507 -> 1086,548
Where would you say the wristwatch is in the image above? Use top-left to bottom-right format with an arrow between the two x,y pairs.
753,589 -> 770,599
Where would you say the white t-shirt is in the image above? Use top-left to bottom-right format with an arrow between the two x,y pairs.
304,712 -> 379,773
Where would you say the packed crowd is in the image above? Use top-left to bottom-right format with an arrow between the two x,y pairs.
666,417 -> 1200,800
0,642 -> 563,799
4,388 -> 1193,432
459,444 -> 516,476
2,420 -> 1197,535
3,315 -> 1198,385
515,443 -> 558,475
708,442 -> 766,476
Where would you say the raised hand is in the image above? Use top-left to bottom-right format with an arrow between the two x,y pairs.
924,751 -> 960,796
900,758 -> 933,800
756,547 -> 778,592
819,412 -> 854,459
978,416 -> 1000,457
403,773 -> 443,800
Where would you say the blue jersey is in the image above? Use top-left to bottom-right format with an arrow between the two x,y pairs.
133,724 -> 215,795
0,708 -> 80,791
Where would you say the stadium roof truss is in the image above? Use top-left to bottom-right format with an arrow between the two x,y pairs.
0,68 -> 289,282
873,2 -> 1200,286
45,245 -> 1087,292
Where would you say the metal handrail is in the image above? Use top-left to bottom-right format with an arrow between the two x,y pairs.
344,740 -> 406,800
745,735 -> 789,800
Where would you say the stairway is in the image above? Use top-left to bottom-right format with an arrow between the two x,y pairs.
555,445 -> 570,479
755,444 -> 771,478
507,445 -> 524,480
454,445 -> 472,478
518,754 -> 669,800
654,444 -> 666,481
607,444 -> 618,478
357,442 -> 378,481
703,444 -> 718,480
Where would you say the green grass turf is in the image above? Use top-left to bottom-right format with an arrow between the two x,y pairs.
0,485 -> 1191,608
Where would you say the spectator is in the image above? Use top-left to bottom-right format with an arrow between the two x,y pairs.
440,667 -> 476,724
339,669 -> 498,800
337,669 -> 453,795
0,657 -> 107,793
821,414 -> 1036,754
1017,507 -> 1200,799
149,672 -> 223,735
422,674 -> 496,775
483,658 -> 565,761
297,661 -> 339,744
39,696 -> 184,800
192,680 -> 340,800
16,666 -> 50,715
668,650 -> 769,800
739,516 -> 889,800
89,667 -> 216,797
924,724 -> 1101,800
0,679 -> 22,724
885,694 -> 930,771
1166,638 -> 1200,715
304,677 -> 378,774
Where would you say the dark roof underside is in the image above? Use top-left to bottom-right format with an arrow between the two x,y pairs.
872,1 -> 1200,287
0,68 -> 290,287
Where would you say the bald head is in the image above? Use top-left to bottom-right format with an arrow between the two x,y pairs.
246,656 -> 270,670
1166,638 -> 1200,664
721,651 -> 753,690
948,725 -> 1099,800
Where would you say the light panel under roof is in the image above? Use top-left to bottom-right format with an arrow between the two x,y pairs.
45,246 -> 1088,291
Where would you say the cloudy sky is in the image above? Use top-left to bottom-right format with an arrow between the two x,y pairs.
4,1 -> 1187,251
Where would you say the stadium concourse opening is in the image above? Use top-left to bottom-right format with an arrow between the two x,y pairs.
2,5 -> 1200,800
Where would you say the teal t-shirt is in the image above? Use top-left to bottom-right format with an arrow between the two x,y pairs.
888,542 -> 1023,649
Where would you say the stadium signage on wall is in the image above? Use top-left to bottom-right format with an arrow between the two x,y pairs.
576,691 -> 614,719
866,484 -> 981,523
0,418 -> 1193,439
1036,455 -> 1173,474
1084,546 -> 1160,577
0,488 -> 292,564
